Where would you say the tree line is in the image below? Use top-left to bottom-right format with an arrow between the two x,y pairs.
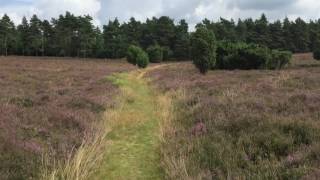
0,12 -> 320,59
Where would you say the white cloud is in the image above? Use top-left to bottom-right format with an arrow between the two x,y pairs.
0,0 -> 101,25
1,0 -> 320,28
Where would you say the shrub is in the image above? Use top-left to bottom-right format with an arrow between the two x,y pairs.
267,50 -> 292,70
217,42 -> 291,70
136,51 -> 149,68
313,46 -> 320,60
217,42 -> 271,70
191,27 -> 217,74
147,45 -> 163,63
127,45 -> 144,65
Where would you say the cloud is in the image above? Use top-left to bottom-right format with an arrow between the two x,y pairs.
1,0 -> 320,29
0,0 -> 101,25
226,0 -> 298,10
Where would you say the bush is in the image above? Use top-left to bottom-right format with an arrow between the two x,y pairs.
126,45 -> 149,68
217,42 -> 270,70
147,45 -> 163,63
217,42 -> 291,70
313,46 -> 320,60
136,51 -> 149,68
267,50 -> 292,70
127,45 -> 144,65
191,27 -> 217,74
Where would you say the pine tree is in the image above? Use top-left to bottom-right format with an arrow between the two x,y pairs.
29,15 -> 42,56
78,15 -> 95,58
191,27 -> 217,74
122,17 -> 142,46
269,20 -> 285,50
41,20 -> 54,56
236,19 -> 247,42
283,17 -> 295,51
253,14 -> 269,46
103,18 -> 127,58
173,19 -> 190,59
0,14 -> 15,56
291,18 -> 309,52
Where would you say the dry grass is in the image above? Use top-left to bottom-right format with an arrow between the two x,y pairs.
148,53 -> 320,179
0,56 -> 135,179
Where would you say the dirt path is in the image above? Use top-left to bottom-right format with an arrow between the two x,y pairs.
93,65 -> 168,180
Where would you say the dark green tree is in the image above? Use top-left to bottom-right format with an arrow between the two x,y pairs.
291,18 -> 309,52
92,27 -> 105,58
78,15 -> 95,58
236,19 -> 247,42
191,27 -> 217,74
253,14 -> 269,46
17,17 -> 30,55
283,17 -> 295,51
29,15 -> 43,56
173,19 -> 190,59
103,18 -> 127,58
41,20 -> 54,56
269,20 -> 285,50
136,49 -> 149,68
0,14 -> 16,56
122,17 -> 142,46
147,44 -> 163,63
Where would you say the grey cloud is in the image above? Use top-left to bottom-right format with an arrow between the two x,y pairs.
227,0 -> 298,10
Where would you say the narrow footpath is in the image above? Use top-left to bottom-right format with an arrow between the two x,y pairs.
93,66 -> 167,180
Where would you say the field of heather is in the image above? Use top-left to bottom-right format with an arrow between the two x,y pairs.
1,54 -> 320,180
0,57 -> 135,179
148,53 -> 320,179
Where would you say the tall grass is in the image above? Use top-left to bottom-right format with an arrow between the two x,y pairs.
41,111 -> 113,180
158,90 -> 195,180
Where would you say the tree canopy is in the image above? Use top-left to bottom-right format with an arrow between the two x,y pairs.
0,13 -> 320,58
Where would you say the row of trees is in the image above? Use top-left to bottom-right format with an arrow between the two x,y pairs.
0,12 -> 189,59
190,27 -> 292,74
1,13 -> 320,59
198,14 -> 320,53
197,14 -> 320,52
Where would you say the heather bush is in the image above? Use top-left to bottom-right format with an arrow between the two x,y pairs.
147,45 -> 163,63
191,27 -> 217,74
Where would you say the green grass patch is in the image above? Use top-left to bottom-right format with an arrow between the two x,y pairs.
93,72 -> 164,179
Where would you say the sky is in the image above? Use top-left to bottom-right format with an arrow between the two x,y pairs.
1,0 -> 320,29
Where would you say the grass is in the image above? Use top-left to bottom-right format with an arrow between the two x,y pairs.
92,69 -> 165,179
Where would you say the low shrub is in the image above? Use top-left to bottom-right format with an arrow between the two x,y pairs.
147,45 -> 163,63
191,27 -> 217,74
136,51 -> 149,68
